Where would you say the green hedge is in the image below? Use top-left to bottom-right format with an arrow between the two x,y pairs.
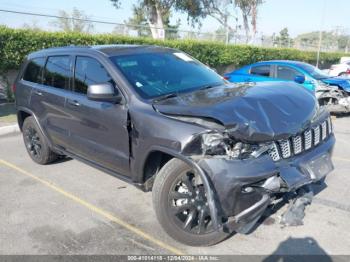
0,26 -> 344,72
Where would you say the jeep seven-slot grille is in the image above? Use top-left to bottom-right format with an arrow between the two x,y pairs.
268,117 -> 333,161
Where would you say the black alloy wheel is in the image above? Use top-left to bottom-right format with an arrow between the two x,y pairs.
152,158 -> 229,246
24,126 -> 42,160
167,170 -> 214,235
22,116 -> 59,165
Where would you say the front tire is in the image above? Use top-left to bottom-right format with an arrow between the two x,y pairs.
152,158 -> 229,246
22,116 -> 58,165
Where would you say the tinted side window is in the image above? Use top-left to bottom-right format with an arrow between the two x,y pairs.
250,65 -> 271,77
276,66 -> 299,81
23,58 -> 46,83
43,56 -> 71,89
74,56 -> 113,94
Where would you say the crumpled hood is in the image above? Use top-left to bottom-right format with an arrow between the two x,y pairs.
154,82 -> 319,142
322,77 -> 350,92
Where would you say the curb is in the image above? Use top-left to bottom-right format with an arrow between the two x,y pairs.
0,124 -> 20,137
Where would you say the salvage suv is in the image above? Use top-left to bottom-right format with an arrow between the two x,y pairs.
14,45 -> 335,246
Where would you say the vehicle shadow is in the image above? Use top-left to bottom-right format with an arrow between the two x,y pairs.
263,237 -> 332,261
49,156 -> 73,165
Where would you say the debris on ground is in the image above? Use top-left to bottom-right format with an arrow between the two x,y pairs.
280,185 -> 314,226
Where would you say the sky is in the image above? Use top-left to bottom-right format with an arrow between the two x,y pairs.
0,0 -> 349,37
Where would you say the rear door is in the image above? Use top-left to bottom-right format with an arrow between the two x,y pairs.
64,55 -> 130,176
29,55 -> 73,149
17,57 -> 46,110
248,64 -> 274,82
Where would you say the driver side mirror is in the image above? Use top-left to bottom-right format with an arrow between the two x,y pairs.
87,83 -> 122,104
294,75 -> 305,84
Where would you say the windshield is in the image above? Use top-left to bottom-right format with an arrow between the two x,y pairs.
110,52 -> 224,99
298,63 -> 330,80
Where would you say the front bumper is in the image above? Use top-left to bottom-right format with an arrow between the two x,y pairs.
196,134 -> 335,233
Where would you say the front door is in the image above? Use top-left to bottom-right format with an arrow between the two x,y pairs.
64,55 -> 130,176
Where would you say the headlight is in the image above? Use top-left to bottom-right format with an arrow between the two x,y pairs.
183,131 -> 266,159
201,133 -> 227,155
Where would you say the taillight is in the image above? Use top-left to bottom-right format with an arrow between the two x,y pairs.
223,76 -> 229,80
346,69 -> 350,74
12,83 -> 16,93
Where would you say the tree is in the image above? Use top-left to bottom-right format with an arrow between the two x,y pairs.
110,0 -> 204,40
171,0 -> 263,44
295,30 -> 348,51
196,0 -> 237,44
124,4 -> 152,37
234,0 -> 263,43
338,34 -> 350,52
51,8 -> 94,33
123,2 -> 181,39
110,0 -> 264,42
274,28 -> 293,47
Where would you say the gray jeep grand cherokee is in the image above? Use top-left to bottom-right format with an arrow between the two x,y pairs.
14,45 -> 335,246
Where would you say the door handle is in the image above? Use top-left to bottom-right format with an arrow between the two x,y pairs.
67,100 -> 80,107
34,90 -> 43,96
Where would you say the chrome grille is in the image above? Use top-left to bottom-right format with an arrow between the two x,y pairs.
304,130 -> 312,150
321,121 -> 327,140
279,140 -> 291,158
313,126 -> 320,145
269,142 -> 281,161
327,117 -> 332,134
292,135 -> 302,155
268,117 -> 333,162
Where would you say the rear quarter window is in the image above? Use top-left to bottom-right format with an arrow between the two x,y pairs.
23,58 -> 46,83
250,65 -> 271,77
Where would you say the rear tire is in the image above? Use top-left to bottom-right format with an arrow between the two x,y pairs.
22,116 -> 58,165
152,158 -> 229,246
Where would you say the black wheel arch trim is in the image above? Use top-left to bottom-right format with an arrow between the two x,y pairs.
139,145 -> 221,230
16,106 -> 53,148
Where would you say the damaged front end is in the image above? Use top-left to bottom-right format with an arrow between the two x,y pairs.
179,114 -> 335,234
153,82 -> 335,235
316,83 -> 350,113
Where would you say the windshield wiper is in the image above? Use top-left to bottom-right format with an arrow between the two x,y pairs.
152,83 -> 222,103
153,93 -> 178,103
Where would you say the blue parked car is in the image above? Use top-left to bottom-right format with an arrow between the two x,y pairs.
223,60 -> 350,113
224,60 -> 350,93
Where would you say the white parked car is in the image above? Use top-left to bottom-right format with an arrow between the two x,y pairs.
328,57 -> 350,77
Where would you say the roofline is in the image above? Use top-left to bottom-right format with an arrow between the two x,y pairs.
252,60 -> 310,64
27,44 -> 178,59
